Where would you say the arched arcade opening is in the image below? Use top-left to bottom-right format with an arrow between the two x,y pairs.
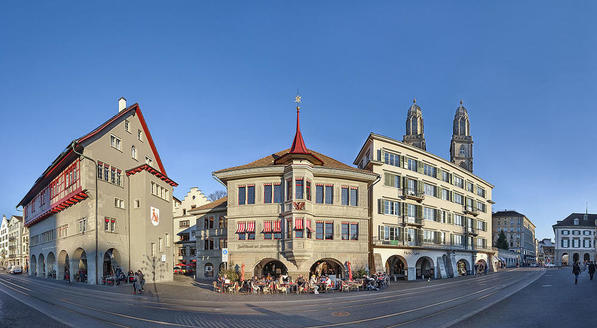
310,258 -> 344,279
385,255 -> 407,280
57,250 -> 70,281
254,258 -> 288,279
456,259 -> 470,276
416,256 -> 434,279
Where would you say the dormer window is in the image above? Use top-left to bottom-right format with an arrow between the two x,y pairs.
574,218 -> 579,225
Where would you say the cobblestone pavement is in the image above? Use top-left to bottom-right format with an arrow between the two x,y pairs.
0,268 -> 544,327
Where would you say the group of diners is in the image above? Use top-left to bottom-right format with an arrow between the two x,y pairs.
213,272 -> 387,294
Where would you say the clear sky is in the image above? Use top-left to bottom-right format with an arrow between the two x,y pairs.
1,1 -> 596,240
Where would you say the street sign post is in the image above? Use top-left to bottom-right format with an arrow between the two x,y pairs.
222,248 -> 229,262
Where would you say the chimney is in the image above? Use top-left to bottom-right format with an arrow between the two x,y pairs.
118,97 -> 127,112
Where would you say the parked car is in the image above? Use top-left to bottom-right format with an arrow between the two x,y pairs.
9,266 -> 22,274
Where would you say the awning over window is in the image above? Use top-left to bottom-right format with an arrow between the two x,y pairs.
263,221 -> 272,233
295,218 -> 303,230
306,219 -> 313,232
273,220 -> 282,232
237,222 -> 246,233
246,221 -> 255,233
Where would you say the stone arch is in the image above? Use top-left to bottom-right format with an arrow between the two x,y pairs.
30,255 -> 37,276
57,250 -> 70,281
476,259 -> 488,274
561,253 -> 569,266
573,253 -> 580,264
254,258 -> 288,279
46,252 -> 56,279
385,255 -> 407,280
37,253 -> 45,278
72,248 -> 88,283
310,258 -> 345,279
456,259 -> 470,276
102,248 -> 122,278
415,256 -> 434,279
584,253 -> 591,263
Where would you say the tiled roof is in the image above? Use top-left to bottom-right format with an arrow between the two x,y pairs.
553,213 -> 597,227
194,197 -> 227,211
214,148 -> 369,174
492,210 -> 526,218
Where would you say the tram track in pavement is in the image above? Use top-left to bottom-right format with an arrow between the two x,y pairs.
0,269 -> 543,328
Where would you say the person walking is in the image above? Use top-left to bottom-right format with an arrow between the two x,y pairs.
589,261 -> 595,280
132,272 -> 138,294
137,270 -> 145,292
573,261 -> 581,285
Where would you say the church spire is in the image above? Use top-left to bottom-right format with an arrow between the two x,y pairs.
450,100 -> 474,172
402,98 -> 427,150
289,94 -> 309,154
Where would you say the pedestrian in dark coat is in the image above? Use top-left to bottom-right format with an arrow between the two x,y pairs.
573,262 -> 581,284
588,262 -> 595,280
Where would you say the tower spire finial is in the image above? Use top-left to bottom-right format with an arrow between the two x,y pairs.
413,98 -> 416,104
289,91 -> 308,154
460,99 -> 463,105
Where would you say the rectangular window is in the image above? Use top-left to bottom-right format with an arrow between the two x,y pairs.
325,222 -> 334,240
238,186 -> 246,205
110,135 -> 121,150
79,218 -> 87,233
407,158 -> 417,171
151,243 -> 156,257
383,152 -> 400,167
477,186 -> 486,198
384,172 -> 400,188
341,187 -> 349,205
383,199 -> 400,216
424,183 -> 436,197
97,163 -> 103,180
295,218 -> 304,238
110,167 -> 116,184
316,221 -> 324,240
104,165 -> 109,181
466,181 -> 474,193
423,207 -> 436,221
125,120 -> 130,132
454,176 -> 464,188
116,170 -> 121,186
342,223 -> 349,240
406,179 -> 417,195
158,237 -> 163,252
264,184 -> 272,203
454,193 -> 464,205
441,189 -> 450,201
247,185 -> 255,204
273,184 -> 282,203
296,179 -> 304,199
442,171 -> 450,183
350,188 -> 358,206
350,223 -> 358,240
454,214 -> 464,226
287,180 -> 292,201
138,129 -> 143,141
423,164 -> 436,177
325,185 -> 334,204
306,181 -> 311,201
114,198 -> 125,209
134,200 -> 140,208
316,185 -> 324,204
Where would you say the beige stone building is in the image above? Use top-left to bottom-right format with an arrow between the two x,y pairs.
17,98 -> 176,284
191,197 -> 228,278
5,215 -> 28,268
201,99 -> 378,280
172,187 -> 210,264
354,100 -> 495,280
492,210 -> 536,265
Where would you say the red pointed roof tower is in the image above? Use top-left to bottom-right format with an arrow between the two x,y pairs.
274,94 -> 323,165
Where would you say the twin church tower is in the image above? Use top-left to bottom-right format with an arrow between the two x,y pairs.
402,99 -> 473,172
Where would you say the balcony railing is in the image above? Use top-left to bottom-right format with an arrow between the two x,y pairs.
404,188 -> 425,202
463,205 -> 479,216
403,216 -> 424,226
465,226 -> 478,236
374,237 -> 403,246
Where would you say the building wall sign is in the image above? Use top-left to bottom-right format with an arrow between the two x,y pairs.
151,207 -> 160,226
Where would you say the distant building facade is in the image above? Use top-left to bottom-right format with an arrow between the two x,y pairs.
17,98 -> 177,284
192,197 -> 227,279
553,213 -> 597,266
537,238 -> 555,266
6,216 -> 28,268
492,211 -> 536,265
172,188 -> 210,264
355,100 -> 494,280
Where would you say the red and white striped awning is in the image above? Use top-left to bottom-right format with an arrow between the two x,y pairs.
273,220 -> 282,232
263,221 -> 272,233
237,222 -> 246,233
306,219 -> 312,232
295,218 -> 303,230
246,221 -> 255,232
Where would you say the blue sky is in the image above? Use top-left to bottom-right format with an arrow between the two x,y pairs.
1,1 -> 596,240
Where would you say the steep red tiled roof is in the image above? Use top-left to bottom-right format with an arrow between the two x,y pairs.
214,148 -> 368,174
